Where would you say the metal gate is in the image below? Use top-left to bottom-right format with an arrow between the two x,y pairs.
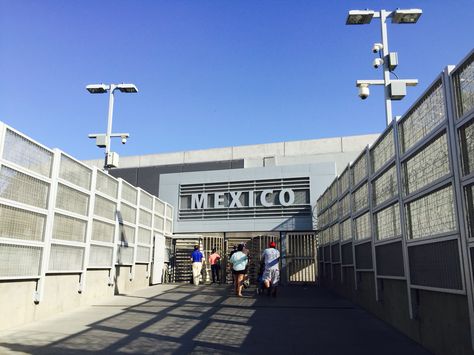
172,235 -> 202,283
202,235 -> 225,283
286,232 -> 317,283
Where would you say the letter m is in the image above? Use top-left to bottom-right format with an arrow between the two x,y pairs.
191,193 -> 208,209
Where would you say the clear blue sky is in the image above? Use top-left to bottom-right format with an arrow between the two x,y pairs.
0,0 -> 472,160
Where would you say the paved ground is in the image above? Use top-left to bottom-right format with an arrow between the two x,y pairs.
0,284 -> 432,355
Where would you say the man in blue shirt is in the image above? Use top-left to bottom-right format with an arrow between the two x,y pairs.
191,245 -> 204,286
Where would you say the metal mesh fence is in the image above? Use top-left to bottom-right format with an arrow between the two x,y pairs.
340,218 -> 352,241
0,204 -> 45,241
96,171 -> 118,199
3,129 -> 52,177
403,133 -> 450,195
371,128 -> 395,173
94,195 -> 116,221
352,183 -> 368,213
0,122 -> 173,285
154,214 -> 164,231
48,244 -> 84,272
140,191 -> 153,210
354,212 -> 370,241
466,184 -> 474,239
453,53 -> 474,119
399,80 -> 446,153
372,165 -> 397,207
459,120 -> 474,176
406,185 -> 456,239
52,213 -> 87,243
339,193 -> 350,218
59,154 -> 91,190
121,183 -> 137,205
0,166 -> 49,209
139,209 -> 152,227
375,203 -> 400,240
0,244 -> 42,277
339,169 -> 350,195
120,203 -> 136,224
88,245 -> 113,267
352,154 -> 367,187
91,219 -> 115,243
166,204 -> 173,219
56,183 -> 89,216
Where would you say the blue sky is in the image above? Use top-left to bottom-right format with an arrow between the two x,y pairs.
0,1 -> 472,160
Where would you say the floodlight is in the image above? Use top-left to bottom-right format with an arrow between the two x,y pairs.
346,10 -> 375,25
392,9 -> 422,24
117,83 -> 138,93
86,84 -> 109,94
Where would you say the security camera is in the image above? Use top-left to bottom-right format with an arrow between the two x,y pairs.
358,84 -> 370,100
372,43 -> 383,53
373,58 -> 384,69
121,136 -> 127,144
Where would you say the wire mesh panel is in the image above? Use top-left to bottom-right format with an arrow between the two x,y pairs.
452,52 -> 474,119
340,218 -> 352,241
465,184 -> 474,239
406,185 -> 456,239
352,183 -> 368,213
136,245 -> 151,263
339,193 -> 350,218
403,133 -> 450,196
328,203 -> 338,225
165,204 -> 173,219
91,219 -> 115,243
155,199 -> 165,216
341,242 -> 353,265
354,212 -> 370,241
56,183 -> 89,216
121,183 -> 137,205
140,191 -> 153,210
116,245 -> 134,265
355,242 -> 372,269
139,209 -> 152,227
154,214 -> 164,231
52,213 -> 87,243
0,166 -> 49,209
352,154 -> 368,187
88,245 -> 113,268
0,204 -> 45,241
165,219 -> 172,234
137,227 -> 152,245
48,244 -> 84,272
408,239 -> 463,290
94,195 -> 116,221
459,120 -> 474,176
372,165 -> 397,207
120,224 -> 135,244
0,243 -> 42,277
96,171 -> 118,199
376,241 -> 404,277
371,128 -> 395,173
339,169 -> 350,195
2,129 -> 53,178
59,154 -> 91,190
120,204 -> 136,224
399,80 -> 446,153
375,203 -> 401,240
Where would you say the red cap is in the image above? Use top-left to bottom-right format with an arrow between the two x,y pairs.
269,241 -> 276,248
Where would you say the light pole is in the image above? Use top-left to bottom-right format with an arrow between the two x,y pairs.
346,9 -> 422,126
86,83 -> 138,172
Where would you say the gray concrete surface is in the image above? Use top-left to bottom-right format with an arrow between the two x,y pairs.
0,284 -> 431,355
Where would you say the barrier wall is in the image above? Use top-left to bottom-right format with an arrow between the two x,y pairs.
0,122 -> 174,330
317,49 -> 474,355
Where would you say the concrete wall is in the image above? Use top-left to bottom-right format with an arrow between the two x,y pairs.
320,270 -> 474,355
0,266 -> 151,331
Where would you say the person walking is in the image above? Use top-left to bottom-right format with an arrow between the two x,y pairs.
190,245 -> 204,286
261,241 -> 280,297
229,244 -> 248,297
208,248 -> 221,284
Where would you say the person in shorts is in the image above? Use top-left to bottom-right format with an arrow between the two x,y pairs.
261,241 -> 280,297
229,244 -> 248,297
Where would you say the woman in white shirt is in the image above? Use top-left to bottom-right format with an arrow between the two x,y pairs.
229,244 -> 248,297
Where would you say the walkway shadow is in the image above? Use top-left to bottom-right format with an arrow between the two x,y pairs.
0,284 -> 432,354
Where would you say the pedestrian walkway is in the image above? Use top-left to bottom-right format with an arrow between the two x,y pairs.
0,284 -> 431,354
